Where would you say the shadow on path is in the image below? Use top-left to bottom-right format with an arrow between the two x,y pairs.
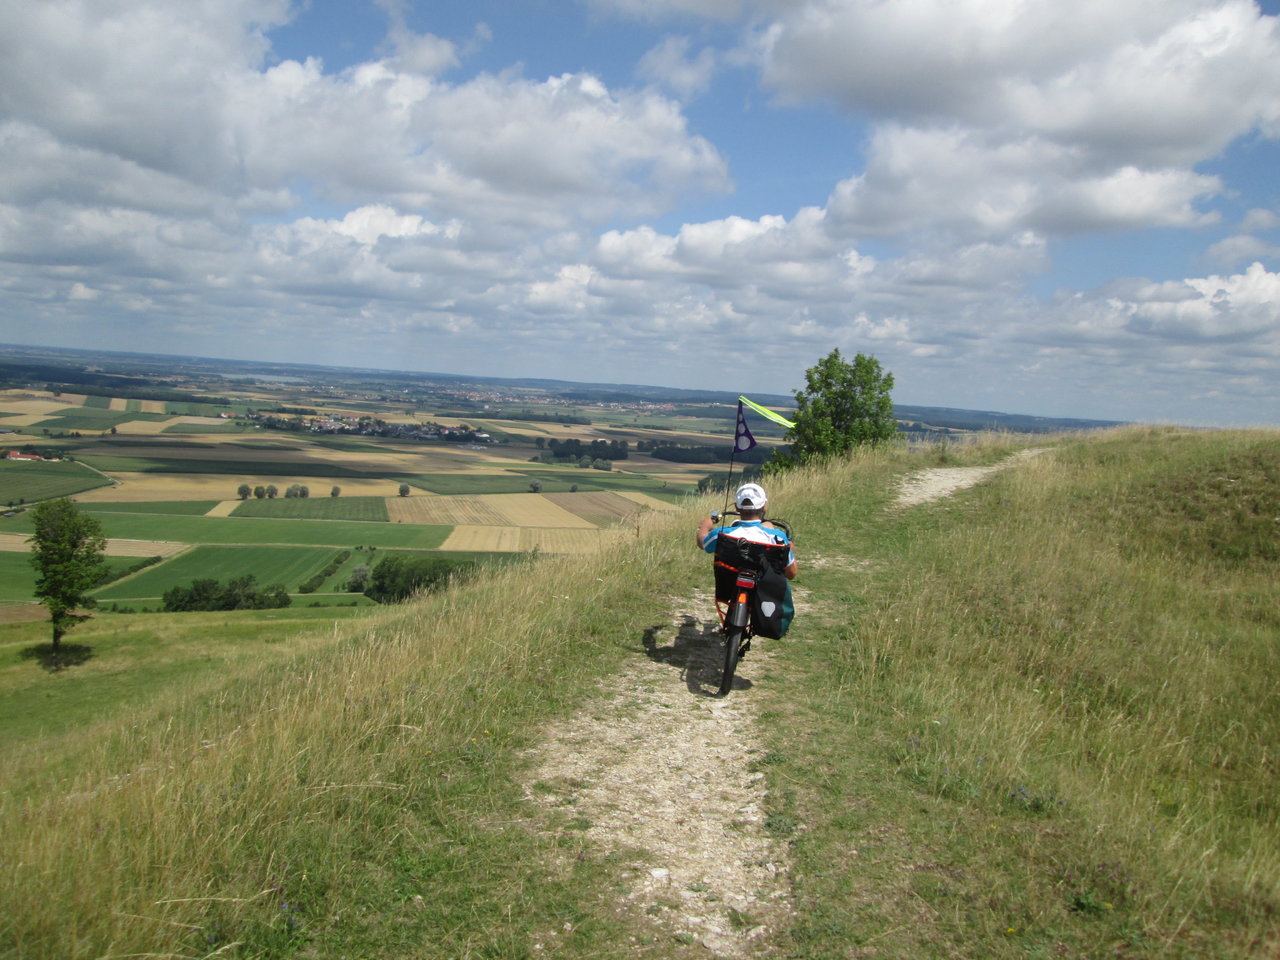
641,614 -> 752,697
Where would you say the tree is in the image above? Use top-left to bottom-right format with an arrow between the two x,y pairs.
529,479 -> 543,493
773,349 -> 897,469
237,483 -> 252,500
347,563 -> 371,593
28,498 -> 108,654
266,484 -> 278,499
254,485 -> 266,499
398,483 -> 411,497
330,485 -> 341,498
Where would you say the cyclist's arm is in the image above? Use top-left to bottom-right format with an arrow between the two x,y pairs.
696,515 -> 718,551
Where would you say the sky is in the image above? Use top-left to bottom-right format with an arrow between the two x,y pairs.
1,0 -> 1278,425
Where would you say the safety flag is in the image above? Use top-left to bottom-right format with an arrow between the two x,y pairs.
739,395 -> 795,429
733,400 -> 757,452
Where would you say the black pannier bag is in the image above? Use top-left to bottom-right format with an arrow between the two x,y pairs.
713,535 -> 791,639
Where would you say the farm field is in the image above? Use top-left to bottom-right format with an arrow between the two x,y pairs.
0,552 -> 152,605
93,545 -> 345,601
438,525 -> 614,553
0,458 -> 112,503
77,500 -> 222,515
0,510 -> 451,549
229,496 -> 390,522
72,472 -> 403,501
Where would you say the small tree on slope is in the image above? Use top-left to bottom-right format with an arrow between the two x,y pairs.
29,498 -> 108,655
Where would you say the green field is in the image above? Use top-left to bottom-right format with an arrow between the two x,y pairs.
230,496 -> 389,521
0,553 -> 37,603
0,510 -> 450,548
408,469 -> 688,498
34,408 -> 170,431
76,454 -> 406,478
161,420 -> 253,434
79,500 -> 221,515
0,606 -> 374,746
93,545 -> 341,600
1,552 -> 156,605
0,458 -> 113,503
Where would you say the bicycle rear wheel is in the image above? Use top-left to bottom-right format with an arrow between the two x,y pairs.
719,621 -> 745,696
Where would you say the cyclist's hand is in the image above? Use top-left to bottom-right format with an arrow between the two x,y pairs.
710,510 -> 720,522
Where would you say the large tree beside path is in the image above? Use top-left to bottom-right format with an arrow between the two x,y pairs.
28,498 -> 108,656
773,348 -> 897,469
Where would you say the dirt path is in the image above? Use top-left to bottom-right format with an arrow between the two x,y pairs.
521,449 -> 1046,956
524,591 -> 792,957
894,448 -> 1047,507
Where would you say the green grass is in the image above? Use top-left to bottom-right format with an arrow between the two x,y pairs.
76,500 -> 221,515
230,495 -> 389,521
92,545 -> 343,600
2,428 -> 1277,959
1,553 -> 143,604
0,606 -> 373,747
0,510 -> 450,548
749,429 -> 1280,958
0,457 -> 112,504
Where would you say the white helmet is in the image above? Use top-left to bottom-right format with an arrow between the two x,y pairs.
734,482 -> 767,510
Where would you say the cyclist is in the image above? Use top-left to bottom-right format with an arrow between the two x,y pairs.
697,482 -> 797,640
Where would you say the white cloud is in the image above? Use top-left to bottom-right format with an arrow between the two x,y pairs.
638,36 -> 718,99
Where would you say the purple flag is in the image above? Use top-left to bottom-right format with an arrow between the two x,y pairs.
733,400 -> 757,452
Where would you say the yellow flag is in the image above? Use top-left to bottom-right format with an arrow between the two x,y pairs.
739,395 -> 795,428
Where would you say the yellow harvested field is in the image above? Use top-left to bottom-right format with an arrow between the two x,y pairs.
0,414 -> 51,427
108,397 -> 128,411
104,538 -> 189,558
438,525 -> 611,554
439,525 -> 524,551
140,400 -> 167,414
203,500 -> 241,517
613,491 -> 681,512
112,419 -> 176,435
73,473 -> 403,502
487,494 -> 597,528
0,533 -> 187,558
386,495 -> 504,526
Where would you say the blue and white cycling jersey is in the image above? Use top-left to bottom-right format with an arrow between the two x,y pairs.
702,519 -> 794,568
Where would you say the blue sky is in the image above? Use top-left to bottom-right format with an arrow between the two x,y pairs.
1,0 -> 1278,425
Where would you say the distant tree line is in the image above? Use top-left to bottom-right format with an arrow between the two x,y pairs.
532,438 -> 628,463
642,441 -> 774,465
496,411 -> 591,425
162,575 -> 290,612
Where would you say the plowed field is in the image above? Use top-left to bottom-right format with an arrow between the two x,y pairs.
542,491 -> 645,526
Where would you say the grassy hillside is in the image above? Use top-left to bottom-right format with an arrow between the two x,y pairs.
1,428 -> 1276,959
